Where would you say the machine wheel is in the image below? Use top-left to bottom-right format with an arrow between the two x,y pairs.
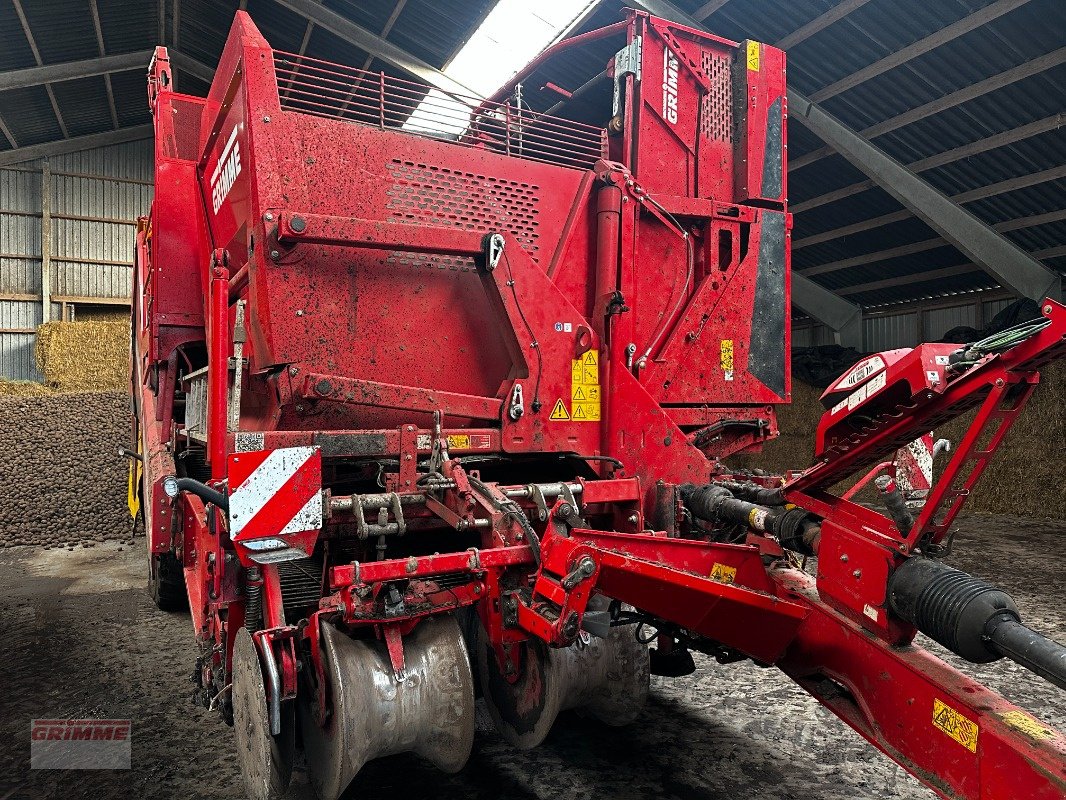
300,615 -> 475,800
148,550 -> 188,612
231,627 -> 295,800
478,595 -> 650,749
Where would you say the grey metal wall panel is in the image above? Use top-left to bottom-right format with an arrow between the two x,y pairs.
0,257 -> 40,295
923,305 -> 976,342
53,261 -> 133,299
51,174 -> 151,220
50,140 -> 154,183
1,212 -> 41,258
53,218 -> 134,265
983,298 -> 1013,320
864,313 -> 918,351
792,327 -> 810,349
0,299 -> 43,328
0,332 -> 42,381
0,168 -> 41,211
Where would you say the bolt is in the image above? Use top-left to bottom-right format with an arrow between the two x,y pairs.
1045,304 -> 1053,314
852,569 -> 862,578
556,503 -> 573,519
296,309 -> 304,316
264,212 -> 274,222
270,249 -> 280,260
473,584 -> 482,594
840,554 -> 848,562
404,454 -> 412,461
262,115 -> 271,123
289,366 -> 299,375
628,514 -> 639,525
289,216 -> 307,233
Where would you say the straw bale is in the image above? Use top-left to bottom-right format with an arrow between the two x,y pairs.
35,321 -> 130,392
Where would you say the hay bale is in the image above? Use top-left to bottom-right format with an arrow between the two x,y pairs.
35,321 -> 130,392
0,379 -> 53,397
0,391 -> 133,548
732,362 -> 1066,519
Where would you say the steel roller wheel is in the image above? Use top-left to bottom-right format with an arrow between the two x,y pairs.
300,615 -> 476,800
478,595 -> 650,750
231,627 -> 295,800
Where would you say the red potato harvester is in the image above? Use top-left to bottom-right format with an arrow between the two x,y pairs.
129,9 -> 1066,800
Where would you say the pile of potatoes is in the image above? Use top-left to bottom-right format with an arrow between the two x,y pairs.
0,391 -> 135,548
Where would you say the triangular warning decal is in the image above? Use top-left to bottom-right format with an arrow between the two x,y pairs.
549,399 -> 570,420
583,350 -> 598,366
573,405 -> 586,419
573,386 -> 586,401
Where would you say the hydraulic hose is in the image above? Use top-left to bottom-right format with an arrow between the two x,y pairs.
170,476 -> 229,511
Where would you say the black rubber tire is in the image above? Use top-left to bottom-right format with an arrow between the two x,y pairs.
149,550 -> 188,612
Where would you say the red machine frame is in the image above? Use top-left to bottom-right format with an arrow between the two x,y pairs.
131,10 -> 1066,800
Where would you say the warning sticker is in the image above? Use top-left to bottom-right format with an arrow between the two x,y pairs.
1001,711 -> 1054,740
549,399 -> 570,420
416,433 -> 492,450
720,339 -> 735,381
746,41 -> 761,72
709,563 -> 737,584
932,698 -> 979,753
567,349 -> 600,422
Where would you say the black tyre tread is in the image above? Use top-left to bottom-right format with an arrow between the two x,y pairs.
150,551 -> 188,612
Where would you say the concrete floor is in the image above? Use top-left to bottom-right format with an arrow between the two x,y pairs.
1,514 -> 1062,800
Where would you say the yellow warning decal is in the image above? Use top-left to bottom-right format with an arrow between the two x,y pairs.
1001,711 -> 1054,740
709,563 -> 737,584
933,698 -> 978,753
568,349 -> 600,422
447,434 -> 470,449
549,399 -> 570,420
746,41 -> 761,72
720,340 -> 734,371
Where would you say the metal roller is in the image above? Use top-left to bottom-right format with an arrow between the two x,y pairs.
299,615 -> 475,800
477,596 -> 650,750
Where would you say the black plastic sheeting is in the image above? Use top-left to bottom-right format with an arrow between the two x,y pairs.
939,298 -> 1042,344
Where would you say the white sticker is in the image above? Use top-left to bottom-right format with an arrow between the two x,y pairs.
235,431 -> 265,452
835,355 -> 886,391
836,370 -> 887,414
724,370 -> 734,381
564,322 -> 572,333
927,370 -> 940,384
935,355 -> 950,365
863,603 -> 880,622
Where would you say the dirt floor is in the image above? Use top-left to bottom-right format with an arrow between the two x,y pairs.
1,514 -> 1062,800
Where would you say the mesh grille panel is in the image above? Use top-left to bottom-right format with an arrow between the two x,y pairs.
386,159 -> 540,261
164,97 -> 204,161
700,51 -> 733,143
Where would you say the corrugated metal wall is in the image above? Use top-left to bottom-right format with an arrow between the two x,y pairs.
0,139 -> 152,380
793,293 -> 1026,354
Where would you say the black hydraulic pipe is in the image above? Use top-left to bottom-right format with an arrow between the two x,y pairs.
173,477 -> 229,511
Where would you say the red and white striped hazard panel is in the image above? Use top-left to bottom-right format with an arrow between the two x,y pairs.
228,446 -> 322,542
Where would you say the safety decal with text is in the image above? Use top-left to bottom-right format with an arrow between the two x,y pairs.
932,698 -> 978,753
746,41 -> 761,72
568,349 -> 601,421
720,339 -> 735,382
709,563 -> 737,584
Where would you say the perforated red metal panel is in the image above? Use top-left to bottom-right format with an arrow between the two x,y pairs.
700,50 -> 732,143
385,159 -> 541,261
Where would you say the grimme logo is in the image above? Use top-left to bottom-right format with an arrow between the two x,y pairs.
211,125 -> 242,214
31,719 -> 132,769
662,53 -> 679,124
